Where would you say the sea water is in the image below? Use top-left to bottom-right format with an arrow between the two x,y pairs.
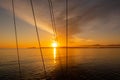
0,48 -> 120,80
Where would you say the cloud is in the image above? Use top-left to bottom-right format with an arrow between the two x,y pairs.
0,0 -> 120,41
0,0 -> 54,34
53,0 -> 120,37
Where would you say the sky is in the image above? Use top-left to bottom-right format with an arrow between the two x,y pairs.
0,0 -> 120,48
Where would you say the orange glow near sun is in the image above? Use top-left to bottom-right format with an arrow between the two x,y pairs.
52,42 -> 58,47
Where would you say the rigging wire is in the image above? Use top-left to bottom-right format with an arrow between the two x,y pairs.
48,0 -> 57,41
29,0 -> 47,78
66,0 -> 69,75
11,0 -> 22,79
47,0 -> 64,76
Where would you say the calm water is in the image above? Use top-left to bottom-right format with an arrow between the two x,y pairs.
0,48 -> 120,80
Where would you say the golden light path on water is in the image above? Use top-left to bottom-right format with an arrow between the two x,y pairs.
51,41 -> 58,64
53,48 -> 57,64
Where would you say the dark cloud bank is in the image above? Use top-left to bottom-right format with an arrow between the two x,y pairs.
51,0 -> 120,37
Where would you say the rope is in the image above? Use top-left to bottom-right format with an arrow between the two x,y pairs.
11,0 -> 22,79
29,0 -> 47,78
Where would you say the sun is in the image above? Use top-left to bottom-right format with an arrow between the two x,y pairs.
52,42 -> 58,47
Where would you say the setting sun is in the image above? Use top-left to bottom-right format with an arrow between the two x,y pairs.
52,42 -> 58,47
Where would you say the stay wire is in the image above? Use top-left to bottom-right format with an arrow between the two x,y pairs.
48,0 -> 64,75
66,0 -> 69,75
11,0 -> 22,79
48,0 -> 57,40
30,0 -> 47,78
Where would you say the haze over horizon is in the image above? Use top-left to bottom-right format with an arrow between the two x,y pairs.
0,0 -> 120,48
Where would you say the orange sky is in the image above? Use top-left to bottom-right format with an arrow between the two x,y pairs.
0,0 -> 120,48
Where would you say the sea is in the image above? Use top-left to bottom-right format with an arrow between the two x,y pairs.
0,48 -> 120,80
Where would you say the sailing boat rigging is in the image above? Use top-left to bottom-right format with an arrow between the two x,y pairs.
11,0 -> 68,79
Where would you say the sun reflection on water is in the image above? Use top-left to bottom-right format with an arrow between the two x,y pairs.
53,48 -> 56,64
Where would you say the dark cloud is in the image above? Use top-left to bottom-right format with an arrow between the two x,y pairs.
52,0 -> 120,38
1,0 -> 120,39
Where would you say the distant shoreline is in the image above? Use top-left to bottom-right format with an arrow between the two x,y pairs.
0,46 -> 120,49
27,45 -> 120,48
1,46 -> 120,49
35,46 -> 120,48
